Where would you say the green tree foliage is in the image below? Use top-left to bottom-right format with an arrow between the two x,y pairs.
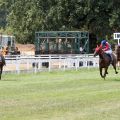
0,0 -> 7,28
0,0 -> 120,44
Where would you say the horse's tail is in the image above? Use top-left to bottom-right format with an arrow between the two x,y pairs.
112,52 -> 117,63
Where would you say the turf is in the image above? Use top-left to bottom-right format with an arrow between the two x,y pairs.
0,68 -> 120,120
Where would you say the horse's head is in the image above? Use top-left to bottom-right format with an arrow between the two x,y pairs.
116,45 -> 120,51
94,45 -> 102,57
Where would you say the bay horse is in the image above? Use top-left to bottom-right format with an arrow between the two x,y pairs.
115,44 -> 120,69
0,54 -> 6,80
94,45 -> 118,79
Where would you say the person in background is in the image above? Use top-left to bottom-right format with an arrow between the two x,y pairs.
79,46 -> 83,54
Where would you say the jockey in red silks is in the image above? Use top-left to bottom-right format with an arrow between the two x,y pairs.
100,40 -> 113,62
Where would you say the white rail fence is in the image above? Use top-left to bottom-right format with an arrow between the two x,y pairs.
3,54 -> 99,74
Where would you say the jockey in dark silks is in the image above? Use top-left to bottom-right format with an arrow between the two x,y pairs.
100,40 -> 113,62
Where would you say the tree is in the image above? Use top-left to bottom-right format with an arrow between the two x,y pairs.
0,0 -> 8,28
1,0 -> 120,46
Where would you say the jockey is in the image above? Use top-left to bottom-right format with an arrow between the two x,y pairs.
100,40 -> 113,62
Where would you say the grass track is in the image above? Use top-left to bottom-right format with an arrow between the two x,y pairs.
0,68 -> 120,120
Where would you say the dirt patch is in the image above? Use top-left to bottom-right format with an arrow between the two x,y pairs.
16,44 -> 35,55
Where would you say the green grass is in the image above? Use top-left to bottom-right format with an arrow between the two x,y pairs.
0,68 -> 120,120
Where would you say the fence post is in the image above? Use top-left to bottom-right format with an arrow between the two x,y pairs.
49,55 -> 51,72
87,59 -> 90,70
33,59 -> 37,74
38,57 -> 41,71
63,58 -> 66,71
59,55 -> 61,69
27,58 -> 30,70
34,65 -> 37,73
75,58 -> 78,71
16,56 -> 20,74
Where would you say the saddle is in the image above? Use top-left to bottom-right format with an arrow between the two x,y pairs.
105,53 -> 113,63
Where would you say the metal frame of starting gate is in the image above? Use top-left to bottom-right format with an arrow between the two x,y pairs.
35,31 -> 89,54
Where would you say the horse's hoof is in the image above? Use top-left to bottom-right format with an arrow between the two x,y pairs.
116,72 -> 118,74
101,76 -> 105,79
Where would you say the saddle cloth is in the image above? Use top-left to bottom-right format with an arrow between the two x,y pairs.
106,54 -> 112,63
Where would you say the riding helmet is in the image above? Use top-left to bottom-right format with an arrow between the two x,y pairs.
101,40 -> 107,45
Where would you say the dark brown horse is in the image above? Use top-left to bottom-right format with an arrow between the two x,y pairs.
115,45 -> 120,69
94,46 -> 118,79
0,54 -> 6,80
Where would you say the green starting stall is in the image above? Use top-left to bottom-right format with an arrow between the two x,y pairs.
35,31 -> 89,54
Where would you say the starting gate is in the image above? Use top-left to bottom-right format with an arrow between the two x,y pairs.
35,31 -> 89,54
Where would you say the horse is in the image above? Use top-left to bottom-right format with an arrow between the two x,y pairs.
115,45 -> 120,69
94,45 -> 118,79
0,54 -> 6,80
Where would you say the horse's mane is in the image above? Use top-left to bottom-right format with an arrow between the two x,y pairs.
95,45 -> 104,54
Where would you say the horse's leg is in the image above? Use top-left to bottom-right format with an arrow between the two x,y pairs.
99,67 -> 104,78
106,71 -> 108,74
102,67 -> 108,80
105,67 -> 108,74
116,61 -> 119,70
117,61 -> 120,70
1,65 -> 3,74
112,62 -> 118,74
0,65 -> 3,80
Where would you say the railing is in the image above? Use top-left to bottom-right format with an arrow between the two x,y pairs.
3,54 -> 99,74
